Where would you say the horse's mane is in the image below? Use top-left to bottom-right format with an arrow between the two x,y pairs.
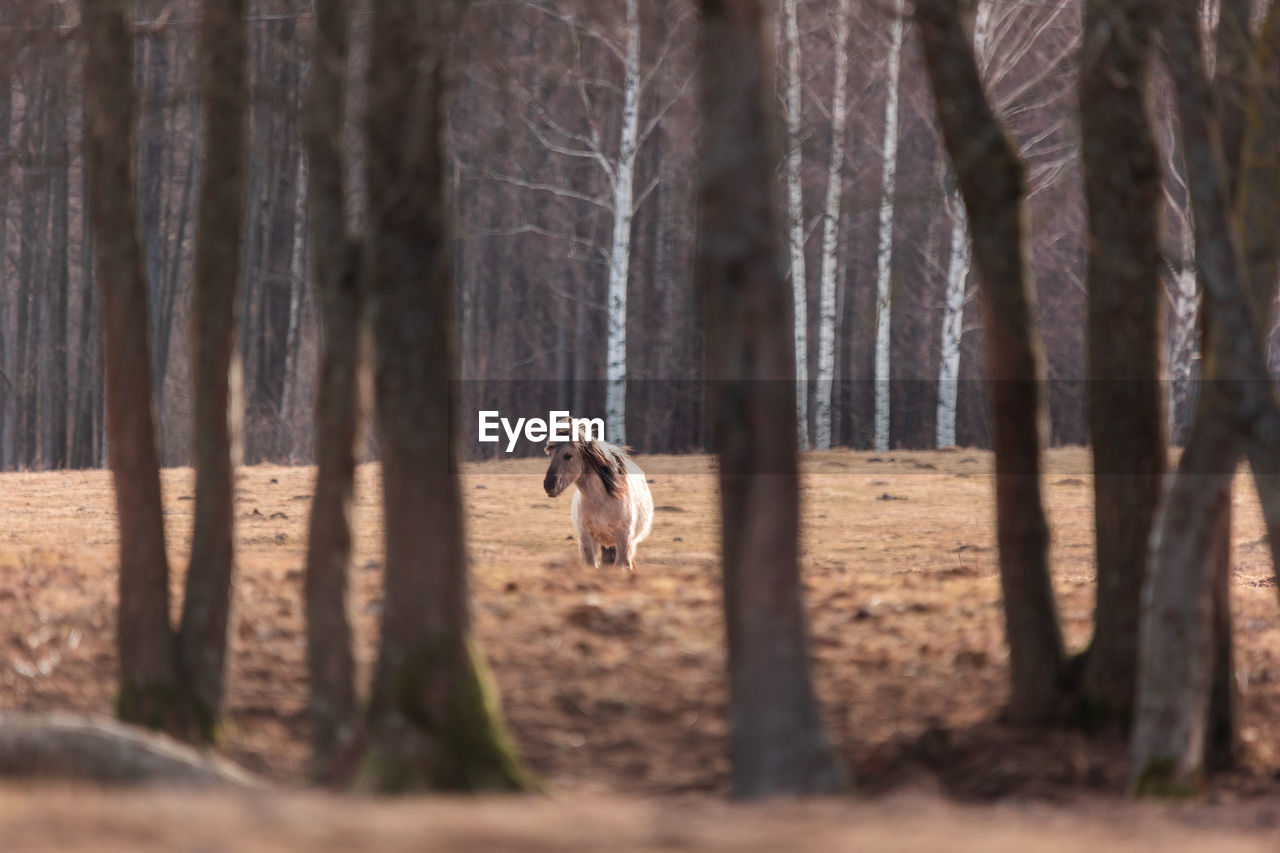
579,441 -> 631,497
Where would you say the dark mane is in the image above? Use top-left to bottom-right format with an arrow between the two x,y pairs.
580,441 -> 629,497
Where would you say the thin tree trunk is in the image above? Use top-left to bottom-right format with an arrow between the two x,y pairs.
1078,0 -> 1165,726
916,0 -> 1067,724
179,0 -> 250,742
935,186 -> 969,449
82,0 -> 180,728
47,43 -> 70,470
302,0 -> 360,782
282,150 -> 308,458
604,0 -> 641,445
697,0 -> 845,798
813,0 -> 851,451
779,0 -> 809,450
357,0 -> 528,793
873,0 -> 905,453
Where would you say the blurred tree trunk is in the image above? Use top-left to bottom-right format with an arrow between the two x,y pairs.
1130,0 -> 1280,795
916,0 -> 1067,723
1077,0 -> 1164,727
82,0 -> 180,729
0,69 -> 10,471
697,0 -> 845,798
1200,0 -> 1253,771
45,34 -> 70,470
302,0 -> 361,782
356,0 -> 528,793
178,0 -> 250,743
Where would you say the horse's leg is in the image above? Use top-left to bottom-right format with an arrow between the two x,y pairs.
579,533 -> 600,567
615,539 -> 634,572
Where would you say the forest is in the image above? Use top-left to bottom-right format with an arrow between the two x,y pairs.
2,0 -> 1228,470
4,0 -> 1280,849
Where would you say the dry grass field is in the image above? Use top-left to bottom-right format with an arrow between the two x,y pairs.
2,447 -> 1280,848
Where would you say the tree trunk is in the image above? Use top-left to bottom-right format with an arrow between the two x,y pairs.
813,0 -> 851,451
604,0 -> 641,445
1077,0 -> 1165,727
45,37 -> 70,470
697,0 -> 845,799
302,0 -> 361,782
779,0 -> 809,450
82,0 -> 180,729
177,0 -> 250,743
1129,0 -> 1265,795
935,185 -> 969,448
873,0 -> 905,453
357,0 -> 528,793
916,0 -> 1067,724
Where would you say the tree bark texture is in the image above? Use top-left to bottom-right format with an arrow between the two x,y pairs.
1078,0 -> 1165,726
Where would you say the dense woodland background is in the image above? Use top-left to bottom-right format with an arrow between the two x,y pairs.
0,0 -> 1250,469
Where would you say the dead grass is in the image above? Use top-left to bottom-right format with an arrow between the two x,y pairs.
2,447 -> 1280,847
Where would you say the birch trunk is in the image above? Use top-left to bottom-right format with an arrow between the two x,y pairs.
873,0 -> 905,452
780,0 -> 809,449
604,0 -> 641,445
813,0 -> 851,451
935,188 -> 969,448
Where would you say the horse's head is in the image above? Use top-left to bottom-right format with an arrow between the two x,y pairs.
544,440 -> 587,497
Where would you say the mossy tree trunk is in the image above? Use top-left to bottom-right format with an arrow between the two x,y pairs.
357,0 -> 529,793
85,0 -> 251,744
179,0 -> 251,744
1077,0 -> 1165,729
302,0 -> 362,782
696,0 -> 846,799
82,0 -> 181,731
915,0 -> 1067,725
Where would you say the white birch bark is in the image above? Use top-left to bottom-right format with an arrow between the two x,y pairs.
780,0 -> 810,449
1168,264 -> 1199,439
604,0 -> 641,445
934,1 -> 986,449
813,0 -> 851,451
936,189 -> 970,448
872,0 -> 905,452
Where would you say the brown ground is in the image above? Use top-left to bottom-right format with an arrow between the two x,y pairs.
2,447 -> 1280,848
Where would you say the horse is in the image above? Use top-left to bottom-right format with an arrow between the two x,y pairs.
543,437 -> 653,571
